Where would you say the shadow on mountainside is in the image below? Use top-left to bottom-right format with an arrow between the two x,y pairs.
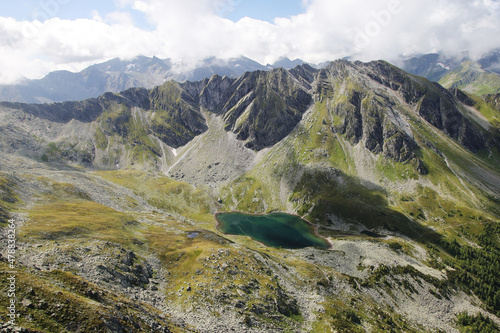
290,167 -> 442,244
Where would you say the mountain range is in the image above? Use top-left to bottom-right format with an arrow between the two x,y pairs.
0,56 -> 307,104
2,51 -> 500,106
0,59 -> 500,332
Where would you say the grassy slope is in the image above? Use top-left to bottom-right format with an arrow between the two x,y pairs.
0,169 -> 450,332
0,174 -> 19,225
94,170 -> 215,223
0,261 -> 187,333
8,173 -> 314,332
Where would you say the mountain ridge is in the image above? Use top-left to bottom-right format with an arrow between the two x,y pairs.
0,56 -> 312,104
2,59 -> 497,176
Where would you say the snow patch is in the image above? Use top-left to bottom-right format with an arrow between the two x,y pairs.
437,63 -> 450,70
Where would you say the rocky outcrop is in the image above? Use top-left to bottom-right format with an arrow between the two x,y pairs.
483,92 -> 500,111
149,82 -> 208,147
199,75 -> 235,112
361,61 -> 486,152
219,69 -> 312,150
322,62 -> 427,173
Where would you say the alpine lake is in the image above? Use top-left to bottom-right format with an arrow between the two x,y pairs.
215,212 -> 330,249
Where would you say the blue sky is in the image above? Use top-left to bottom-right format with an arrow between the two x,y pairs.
221,0 -> 305,23
0,0 -> 305,26
0,0 -> 499,84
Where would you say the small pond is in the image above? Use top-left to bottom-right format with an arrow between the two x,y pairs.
215,212 -> 330,249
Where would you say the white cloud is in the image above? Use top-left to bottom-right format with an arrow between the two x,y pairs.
0,0 -> 499,84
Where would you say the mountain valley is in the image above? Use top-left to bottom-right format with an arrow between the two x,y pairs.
1,59 -> 500,332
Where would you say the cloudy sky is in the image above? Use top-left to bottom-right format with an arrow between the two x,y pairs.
0,0 -> 499,84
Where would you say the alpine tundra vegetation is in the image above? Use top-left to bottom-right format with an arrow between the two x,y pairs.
1,59 -> 500,332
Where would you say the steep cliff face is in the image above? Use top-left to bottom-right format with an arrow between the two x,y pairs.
310,60 -> 484,175
216,69 -> 312,150
148,82 -> 208,148
362,61 -> 486,152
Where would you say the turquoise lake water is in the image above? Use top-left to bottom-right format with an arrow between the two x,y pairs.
215,212 -> 330,249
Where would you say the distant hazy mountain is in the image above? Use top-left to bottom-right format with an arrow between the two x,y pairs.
398,51 -> 500,95
0,56 -> 272,103
398,53 -> 463,82
477,49 -> 500,74
438,60 -> 500,95
270,57 -> 306,69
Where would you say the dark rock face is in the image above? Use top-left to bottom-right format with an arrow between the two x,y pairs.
324,68 -> 426,173
149,82 -> 208,148
419,86 -> 485,153
449,88 -> 476,106
343,91 -> 364,144
196,68 -> 312,150
225,69 -> 312,150
199,75 -> 235,112
361,61 -> 486,153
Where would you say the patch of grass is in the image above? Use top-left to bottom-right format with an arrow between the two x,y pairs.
23,200 -> 138,245
220,176 -> 273,213
294,101 -> 355,172
376,155 -> 419,181
456,311 -> 499,332
95,170 -> 215,221
94,126 -> 108,150
312,301 -> 365,333
388,241 -> 403,251
36,177 -> 92,202
0,174 -> 19,225
40,140 -> 95,164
